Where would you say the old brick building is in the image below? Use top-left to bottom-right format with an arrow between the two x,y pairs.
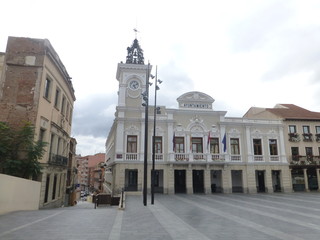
0,37 -> 76,208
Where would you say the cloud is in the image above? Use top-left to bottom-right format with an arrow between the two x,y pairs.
72,93 -> 117,138
74,135 -> 106,156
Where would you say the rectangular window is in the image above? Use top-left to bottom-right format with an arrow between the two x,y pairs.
52,174 -> 57,200
289,125 -> 296,133
191,137 -> 203,153
210,138 -> 219,154
303,126 -> 310,134
154,136 -> 162,153
306,147 -> 313,156
291,147 -> 299,155
66,102 -> 70,121
174,137 -> 184,153
61,95 -> 66,115
253,139 -> 262,155
54,88 -> 61,109
127,135 -> 137,153
230,138 -> 240,155
44,78 -> 51,99
269,139 -> 278,155
44,174 -> 50,203
316,126 -> 320,134
39,128 -> 46,142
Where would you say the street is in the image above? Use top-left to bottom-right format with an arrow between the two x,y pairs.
1,193 -> 320,240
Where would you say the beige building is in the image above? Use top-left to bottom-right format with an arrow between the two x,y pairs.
104,38 -> 292,196
245,104 -> 320,191
0,37 -> 76,208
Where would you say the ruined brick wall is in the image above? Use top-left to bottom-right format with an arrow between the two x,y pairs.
0,37 -> 45,127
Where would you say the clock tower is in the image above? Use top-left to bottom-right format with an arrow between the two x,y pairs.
116,38 -> 152,108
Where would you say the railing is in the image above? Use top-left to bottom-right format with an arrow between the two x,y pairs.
254,155 -> 264,162
125,153 -> 138,161
270,156 -> 279,162
290,155 -> 320,165
193,153 -> 206,161
175,153 -> 189,161
231,155 -> 241,162
211,154 -> 225,162
155,153 -> 163,161
49,153 -> 68,166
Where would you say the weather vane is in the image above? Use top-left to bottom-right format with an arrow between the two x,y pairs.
133,28 -> 139,39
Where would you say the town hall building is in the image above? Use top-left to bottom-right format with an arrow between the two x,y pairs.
104,38 -> 293,196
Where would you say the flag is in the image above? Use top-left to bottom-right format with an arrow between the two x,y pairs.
222,133 -> 226,152
172,132 -> 175,152
207,131 -> 211,151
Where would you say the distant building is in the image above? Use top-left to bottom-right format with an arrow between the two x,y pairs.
244,104 -> 320,191
0,37 -> 76,208
104,38 -> 292,196
87,153 -> 106,193
76,153 -> 106,193
76,155 -> 89,192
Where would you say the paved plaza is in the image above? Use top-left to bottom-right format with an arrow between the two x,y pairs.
1,193 -> 320,240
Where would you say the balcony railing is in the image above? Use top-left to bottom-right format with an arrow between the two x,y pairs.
302,133 -> 313,142
288,133 -> 300,142
231,155 -> 241,162
49,153 -> 68,167
290,155 -> 320,165
254,155 -> 264,162
125,153 -> 138,161
175,153 -> 189,161
270,156 -> 280,162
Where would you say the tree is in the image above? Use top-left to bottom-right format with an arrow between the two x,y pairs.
0,122 -> 47,180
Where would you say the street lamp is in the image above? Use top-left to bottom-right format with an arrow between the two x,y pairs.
142,62 -> 152,206
151,66 -> 162,205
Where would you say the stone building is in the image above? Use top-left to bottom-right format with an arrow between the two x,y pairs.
0,37 -> 76,208
104,38 -> 292,196
244,104 -> 320,191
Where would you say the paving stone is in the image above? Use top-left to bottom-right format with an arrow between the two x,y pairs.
1,193 -> 320,240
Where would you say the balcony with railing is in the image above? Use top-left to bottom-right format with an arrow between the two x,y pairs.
290,155 -> 320,165
254,155 -> 264,162
302,133 -> 313,142
288,133 -> 300,142
49,153 -> 68,167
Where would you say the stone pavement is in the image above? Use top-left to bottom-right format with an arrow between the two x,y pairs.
1,193 -> 320,239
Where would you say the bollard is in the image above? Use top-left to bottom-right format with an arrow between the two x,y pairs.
121,188 -> 124,209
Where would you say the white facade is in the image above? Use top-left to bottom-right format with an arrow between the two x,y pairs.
105,39 -> 292,196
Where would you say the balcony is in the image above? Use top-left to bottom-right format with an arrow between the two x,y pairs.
49,153 -> 68,167
125,153 -> 138,161
254,155 -> 264,162
290,155 -> 320,165
302,133 -> 313,142
316,134 -> 320,142
288,133 -> 300,142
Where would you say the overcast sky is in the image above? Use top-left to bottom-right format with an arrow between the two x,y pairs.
2,0 -> 320,156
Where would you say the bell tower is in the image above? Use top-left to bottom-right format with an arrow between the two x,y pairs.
116,38 -> 151,108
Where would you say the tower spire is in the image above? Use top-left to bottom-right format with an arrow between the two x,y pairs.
126,31 -> 144,65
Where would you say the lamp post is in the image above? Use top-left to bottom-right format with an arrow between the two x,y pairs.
142,63 -> 152,206
151,66 -> 162,205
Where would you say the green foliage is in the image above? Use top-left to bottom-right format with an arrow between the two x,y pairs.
0,122 -> 47,180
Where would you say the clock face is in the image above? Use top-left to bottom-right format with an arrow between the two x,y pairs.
129,80 -> 139,90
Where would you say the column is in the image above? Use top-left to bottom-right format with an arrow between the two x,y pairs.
186,167 -> 193,194
246,166 -> 257,193
167,165 -> 175,194
222,168 -> 232,193
317,169 -> 320,192
303,168 -> 309,192
265,169 -> 273,193
204,168 -> 211,194
245,126 -> 253,162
